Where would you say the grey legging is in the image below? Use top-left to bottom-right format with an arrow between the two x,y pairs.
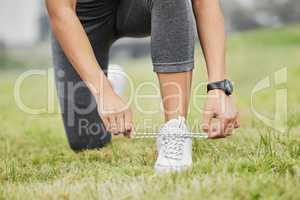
51,0 -> 196,151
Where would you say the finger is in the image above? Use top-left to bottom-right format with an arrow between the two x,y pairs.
202,112 -> 214,137
116,113 -> 125,134
124,110 -> 133,138
109,115 -> 119,135
209,118 -> 230,139
208,125 -> 218,139
101,116 -> 110,131
224,119 -> 235,136
224,114 -> 238,136
209,123 -> 226,139
217,117 -> 229,137
234,112 -> 240,128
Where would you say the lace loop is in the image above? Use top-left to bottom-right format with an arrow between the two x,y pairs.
160,133 -> 186,160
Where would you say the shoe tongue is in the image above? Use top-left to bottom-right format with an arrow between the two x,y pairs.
165,117 -> 183,126
161,117 -> 186,134
177,116 -> 186,121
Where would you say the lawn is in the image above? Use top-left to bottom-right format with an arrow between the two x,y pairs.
0,24 -> 300,199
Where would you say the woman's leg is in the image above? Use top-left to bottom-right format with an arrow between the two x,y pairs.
117,0 -> 196,122
152,0 -> 196,121
151,0 -> 196,172
157,72 -> 192,121
116,0 -> 195,173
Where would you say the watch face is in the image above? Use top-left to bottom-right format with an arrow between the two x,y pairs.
224,80 -> 233,95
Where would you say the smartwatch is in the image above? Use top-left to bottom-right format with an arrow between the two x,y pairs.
207,79 -> 233,96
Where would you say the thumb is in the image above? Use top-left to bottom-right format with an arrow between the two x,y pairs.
202,111 -> 213,135
124,110 -> 133,138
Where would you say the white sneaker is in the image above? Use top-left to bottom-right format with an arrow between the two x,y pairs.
107,64 -> 126,97
154,117 -> 192,173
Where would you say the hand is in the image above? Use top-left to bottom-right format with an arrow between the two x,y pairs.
202,89 -> 240,139
95,87 -> 133,138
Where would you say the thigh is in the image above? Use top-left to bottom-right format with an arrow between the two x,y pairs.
76,0 -> 117,36
151,0 -> 196,73
116,0 -> 152,37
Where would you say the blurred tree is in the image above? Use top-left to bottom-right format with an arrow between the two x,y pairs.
255,0 -> 300,24
39,13 -> 50,41
39,2 -> 50,42
221,0 -> 261,32
0,41 -> 7,68
221,0 -> 300,32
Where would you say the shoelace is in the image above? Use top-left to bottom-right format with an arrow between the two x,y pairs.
132,117 -> 208,139
157,121 -> 188,160
160,134 -> 186,160
132,132 -> 208,139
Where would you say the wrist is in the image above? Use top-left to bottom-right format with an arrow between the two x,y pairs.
207,79 -> 233,96
87,76 -> 114,101
207,89 -> 226,97
94,84 -> 116,102
208,75 -> 227,83
207,68 -> 227,83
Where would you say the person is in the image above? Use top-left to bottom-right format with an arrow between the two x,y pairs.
46,0 -> 240,173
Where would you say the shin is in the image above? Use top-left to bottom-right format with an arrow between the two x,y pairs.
157,71 -> 193,122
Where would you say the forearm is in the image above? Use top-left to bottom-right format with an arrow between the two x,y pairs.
47,2 -> 112,97
192,0 -> 226,82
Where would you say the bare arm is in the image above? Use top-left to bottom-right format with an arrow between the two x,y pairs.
45,0 -> 111,95
46,0 -> 133,136
192,0 -> 226,82
192,0 -> 240,138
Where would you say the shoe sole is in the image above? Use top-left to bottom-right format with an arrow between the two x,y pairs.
154,164 -> 192,174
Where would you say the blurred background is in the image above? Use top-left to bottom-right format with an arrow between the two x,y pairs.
0,0 -> 299,129
1,1 -> 300,198
1,0 -> 299,63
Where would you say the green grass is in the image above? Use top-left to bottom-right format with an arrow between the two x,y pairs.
1,24 -> 300,199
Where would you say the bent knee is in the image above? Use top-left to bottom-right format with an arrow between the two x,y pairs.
68,133 -> 112,152
64,123 -> 112,152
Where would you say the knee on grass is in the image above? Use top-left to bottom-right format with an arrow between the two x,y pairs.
66,131 -> 112,152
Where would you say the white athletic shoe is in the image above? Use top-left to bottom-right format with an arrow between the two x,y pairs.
107,64 -> 126,97
154,117 -> 192,173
